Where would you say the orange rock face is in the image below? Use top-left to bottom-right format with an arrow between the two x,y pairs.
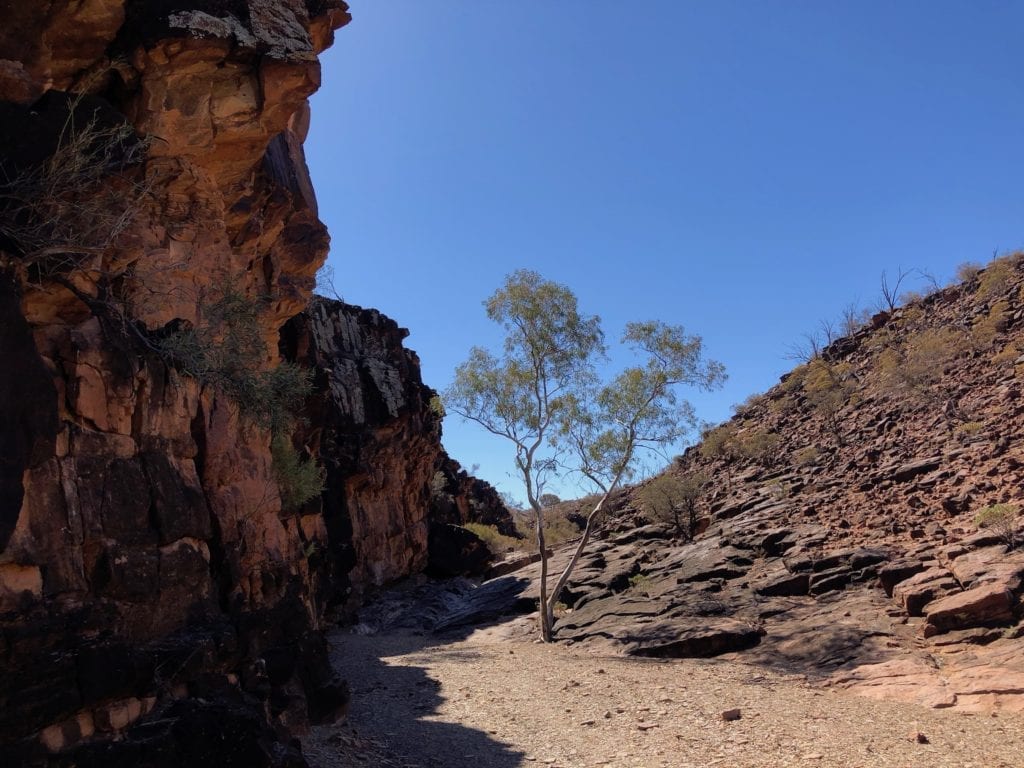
0,3 -> 360,764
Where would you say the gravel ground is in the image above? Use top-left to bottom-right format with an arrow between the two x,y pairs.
304,621 -> 1024,768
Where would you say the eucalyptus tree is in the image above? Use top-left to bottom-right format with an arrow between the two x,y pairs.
446,270 -> 724,641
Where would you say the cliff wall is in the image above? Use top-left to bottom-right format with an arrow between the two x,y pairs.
0,4 -> 506,765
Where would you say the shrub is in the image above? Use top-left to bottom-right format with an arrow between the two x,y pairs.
513,507 -> 581,548
956,262 -> 982,284
160,287 -> 313,430
699,422 -> 736,461
640,471 -> 708,540
971,299 -> 1011,349
953,421 -> 985,439
159,285 -> 322,510
736,428 -> 781,465
992,343 -> 1020,366
794,446 -> 820,466
974,503 -> 1020,549
977,259 -> 1016,300
271,434 -> 325,511
0,94 -> 150,279
627,573 -> 653,596
803,359 -> 856,445
876,327 -> 969,414
464,522 -> 524,556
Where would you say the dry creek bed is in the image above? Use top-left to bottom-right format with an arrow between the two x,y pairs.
304,618 -> 1024,768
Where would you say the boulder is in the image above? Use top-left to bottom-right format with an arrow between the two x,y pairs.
924,581 -> 1017,635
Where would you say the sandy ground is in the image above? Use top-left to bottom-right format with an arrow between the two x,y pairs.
304,618 -> 1024,768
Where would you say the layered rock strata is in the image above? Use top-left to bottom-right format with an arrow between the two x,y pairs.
456,257 -> 1024,713
0,3 -> 506,765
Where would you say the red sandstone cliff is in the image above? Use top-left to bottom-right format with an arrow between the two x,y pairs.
0,4 -> 507,765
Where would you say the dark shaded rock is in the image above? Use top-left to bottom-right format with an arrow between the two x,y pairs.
809,567 -> 854,595
62,696 -> 307,768
890,456 -> 942,483
878,559 -> 927,597
0,274 -> 58,550
426,523 -> 491,578
893,568 -> 960,616
625,619 -> 765,658
141,452 -> 212,544
755,569 -> 810,597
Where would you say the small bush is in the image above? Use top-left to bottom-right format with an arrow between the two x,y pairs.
0,95 -> 150,277
464,522 -> 524,556
271,434 -> 325,511
699,422 -> 736,461
794,446 -> 820,466
974,503 -> 1020,549
159,285 -> 322,509
628,573 -> 653,595
514,508 -> 581,548
803,359 -> 857,444
735,428 -> 780,465
992,343 -> 1020,366
876,327 -> 968,408
976,257 -> 1016,300
953,421 -> 985,439
972,299 -> 1011,349
640,472 -> 707,539
956,262 -> 982,284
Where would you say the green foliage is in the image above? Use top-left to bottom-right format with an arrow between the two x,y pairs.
627,573 -> 653,595
539,493 -> 562,507
271,433 -> 325,511
992,342 -> 1020,367
464,522 -> 524,556
972,299 -> 1011,349
428,393 -> 446,418
735,428 -> 781,465
512,508 -> 581,549
974,503 -> 1020,549
446,270 -> 724,640
793,445 -> 821,466
876,327 -> 969,411
976,258 -> 1015,300
159,286 -> 322,510
159,287 -> 313,432
803,359 -> 857,445
953,421 -> 986,442
699,422 -> 737,461
640,471 -> 707,540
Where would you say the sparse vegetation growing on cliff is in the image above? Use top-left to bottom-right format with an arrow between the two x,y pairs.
159,285 -> 323,510
0,93 -> 150,282
974,503 -> 1020,550
446,270 -> 724,641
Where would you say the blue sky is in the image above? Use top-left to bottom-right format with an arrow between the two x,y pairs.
306,1 -> 1023,500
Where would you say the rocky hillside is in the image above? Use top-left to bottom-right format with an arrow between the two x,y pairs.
0,4 -> 507,765
492,255 -> 1024,713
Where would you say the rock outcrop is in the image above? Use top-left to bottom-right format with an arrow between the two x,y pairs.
463,256 -> 1024,713
282,298 -> 510,606
0,3 -> 509,765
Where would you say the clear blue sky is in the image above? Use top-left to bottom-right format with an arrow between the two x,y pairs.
306,1 -> 1023,500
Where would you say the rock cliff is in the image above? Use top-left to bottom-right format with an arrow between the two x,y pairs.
0,3 -> 507,765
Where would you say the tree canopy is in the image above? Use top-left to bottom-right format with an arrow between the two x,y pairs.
446,270 -> 725,640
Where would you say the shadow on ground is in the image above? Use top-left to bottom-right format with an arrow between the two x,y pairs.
305,576 -> 533,768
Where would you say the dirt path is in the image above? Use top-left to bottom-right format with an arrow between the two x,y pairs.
304,618 -> 1024,768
